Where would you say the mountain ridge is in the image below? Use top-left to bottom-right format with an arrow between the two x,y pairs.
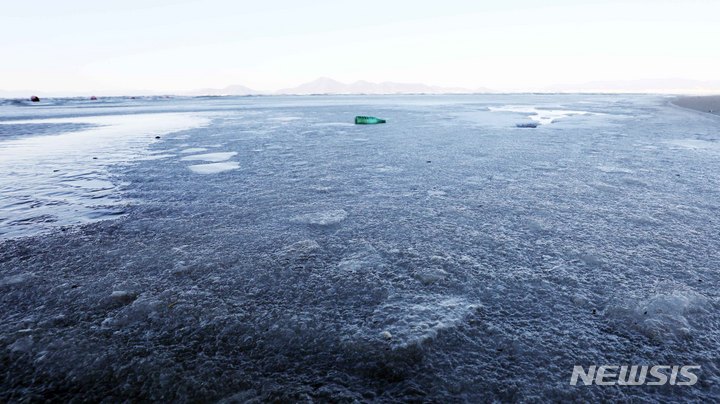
181,77 -> 492,96
274,77 -> 492,95
4,78 -> 720,98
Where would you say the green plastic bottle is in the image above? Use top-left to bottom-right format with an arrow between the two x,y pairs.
355,116 -> 386,125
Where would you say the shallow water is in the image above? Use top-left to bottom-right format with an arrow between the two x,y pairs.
1,95 -> 719,401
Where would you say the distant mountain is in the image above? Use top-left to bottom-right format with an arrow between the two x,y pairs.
275,77 -> 491,95
1,79 -> 489,98
7,78 -> 720,98
276,77 -> 346,95
182,84 -> 263,96
545,79 -> 720,94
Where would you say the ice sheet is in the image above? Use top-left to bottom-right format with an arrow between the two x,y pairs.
1,94 -> 718,402
0,113 -> 209,239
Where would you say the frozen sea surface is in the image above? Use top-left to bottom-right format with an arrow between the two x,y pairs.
1,95 -> 719,402
0,113 -> 209,239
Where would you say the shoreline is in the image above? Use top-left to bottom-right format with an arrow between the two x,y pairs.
672,95 -> 720,116
0,92 -> 704,101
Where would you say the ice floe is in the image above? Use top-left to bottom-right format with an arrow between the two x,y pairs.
180,152 -> 237,162
187,161 -> 240,174
488,105 -> 595,125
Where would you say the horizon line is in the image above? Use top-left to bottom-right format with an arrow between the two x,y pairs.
3,92 -> 718,100
3,77 -> 720,98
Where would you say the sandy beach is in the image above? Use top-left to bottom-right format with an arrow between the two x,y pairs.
673,95 -> 720,115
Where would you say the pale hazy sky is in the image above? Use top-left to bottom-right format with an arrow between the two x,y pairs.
2,0 -> 719,93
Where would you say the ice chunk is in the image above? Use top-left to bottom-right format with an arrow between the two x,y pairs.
180,152 -> 237,162
597,165 -> 634,174
179,147 -> 209,154
269,116 -> 302,122
368,296 -> 479,347
8,336 -> 34,353
187,162 -> 239,174
666,139 -> 720,151
279,239 -> 321,260
101,297 -> 164,329
609,288 -> 711,341
109,290 -> 138,305
489,105 -> 595,125
412,267 -> 449,285
635,291 -> 710,339
337,246 -> 383,273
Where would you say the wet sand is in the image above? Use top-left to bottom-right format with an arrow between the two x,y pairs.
673,95 -> 720,116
